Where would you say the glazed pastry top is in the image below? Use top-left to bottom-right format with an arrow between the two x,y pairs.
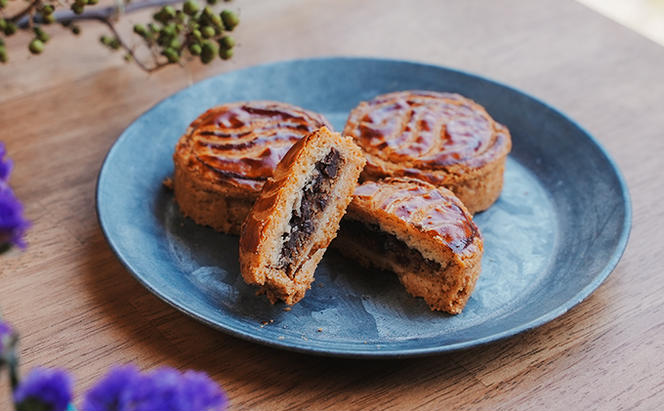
344,91 -> 511,176
351,177 -> 482,257
176,101 -> 330,192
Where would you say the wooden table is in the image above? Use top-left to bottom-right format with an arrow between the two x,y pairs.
2,0 -> 663,409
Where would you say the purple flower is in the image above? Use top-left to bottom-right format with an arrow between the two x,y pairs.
82,366 -> 140,411
0,320 -> 12,355
83,365 -> 228,411
179,370 -> 229,411
0,143 -> 12,182
14,367 -> 73,411
0,187 -> 29,250
0,142 -> 29,251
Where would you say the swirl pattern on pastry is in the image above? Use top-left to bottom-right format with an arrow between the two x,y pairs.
352,178 -> 481,257
344,90 -> 509,171
180,101 -> 331,192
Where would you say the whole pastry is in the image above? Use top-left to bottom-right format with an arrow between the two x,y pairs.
334,177 -> 483,314
173,101 -> 330,234
343,91 -> 511,213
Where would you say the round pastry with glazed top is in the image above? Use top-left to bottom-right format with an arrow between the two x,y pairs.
334,177 -> 483,314
173,101 -> 330,234
343,90 -> 511,213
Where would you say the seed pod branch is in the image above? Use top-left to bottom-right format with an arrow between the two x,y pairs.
98,15 -> 169,72
1,0 -> 238,72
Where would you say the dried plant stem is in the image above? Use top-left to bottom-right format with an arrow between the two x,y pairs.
13,0 -> 187,73
16,0 -> 184,27
98,17 -> 169,72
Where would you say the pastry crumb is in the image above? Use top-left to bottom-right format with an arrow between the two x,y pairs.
162,177 -> 173,190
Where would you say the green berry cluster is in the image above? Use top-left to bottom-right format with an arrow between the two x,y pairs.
0,0 -> 237,68
0,14 -> 11,62
99,35 -> 121,50
0,38 -> 6,63
126,1 -> 238,66
0,0 -> 85,61
0,18 -> 18,37
71,0 -> 98,16
28,27 -> 50,55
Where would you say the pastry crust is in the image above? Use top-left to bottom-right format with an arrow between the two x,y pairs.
239,127 -> 365,305
173,101 -> 330,234
343,91 -> 511,213
334,177 -> 483,314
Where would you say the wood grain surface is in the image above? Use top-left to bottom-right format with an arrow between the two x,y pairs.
1,0 -> 663,409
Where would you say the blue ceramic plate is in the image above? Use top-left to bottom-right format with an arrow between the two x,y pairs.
97,57 -> 631,358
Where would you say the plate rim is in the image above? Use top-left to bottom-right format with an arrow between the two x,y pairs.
96,56 -> 632,358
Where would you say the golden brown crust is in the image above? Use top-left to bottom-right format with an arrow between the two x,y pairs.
350,178 -> 481,258
239,127 -> 365,305
343,90 -> 511,213
335,177 -> 483,314
173,101 -> 330,234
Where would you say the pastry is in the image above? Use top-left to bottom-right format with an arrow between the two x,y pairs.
239,127 -> 365,305
334,177 -> 483,314
173,101 -> 330,234
343,91 -> 511,213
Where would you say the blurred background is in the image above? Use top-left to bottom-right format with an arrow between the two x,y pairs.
579,0 -> 664,45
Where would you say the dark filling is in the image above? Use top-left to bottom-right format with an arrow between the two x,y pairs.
279,149 -> 341,276
338,219 -> 442,273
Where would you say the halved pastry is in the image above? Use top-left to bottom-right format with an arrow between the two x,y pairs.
343,90 -> 511,213
239,127 -> 365,305
334,177 -> 483,314
173,101 -> 330,234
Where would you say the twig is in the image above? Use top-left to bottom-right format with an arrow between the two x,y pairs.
16,0 -> 183,27
8,0 -> 237,74
14,0 -> 185,73
97,17 -> 168,73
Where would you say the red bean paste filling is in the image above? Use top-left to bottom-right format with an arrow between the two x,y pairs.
338,219 -> 443,273
279,148 -> 341,276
